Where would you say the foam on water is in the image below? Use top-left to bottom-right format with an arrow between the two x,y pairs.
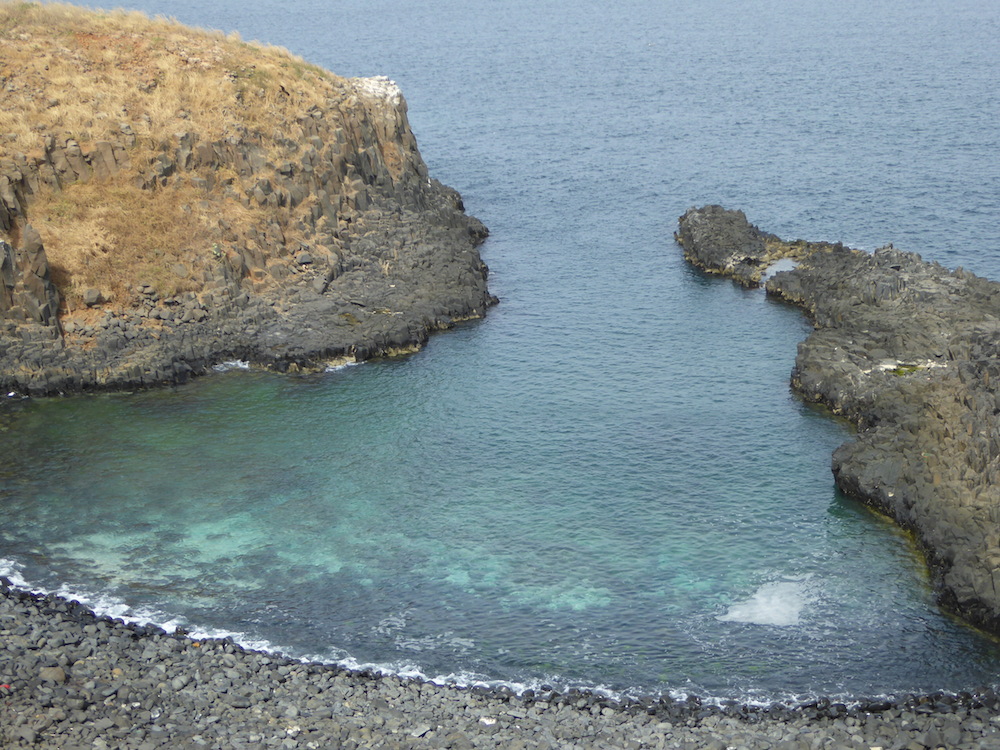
2,557 -> 592,698
325,359 -> 360,372
716,579 -> 813,627
1,558 -> 172,629
213,359 -> 358,373
0,557 -> 972,707
0,558 -> 30,590
211,360 -> 251,372
0,558 -> 274,651
320,650 -> 625,701
0,558 -> 646,701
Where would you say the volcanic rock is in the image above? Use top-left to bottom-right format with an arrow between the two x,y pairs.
678,205 -> 1000,635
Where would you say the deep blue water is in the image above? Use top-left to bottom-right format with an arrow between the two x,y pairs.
2,0 -> 1000,700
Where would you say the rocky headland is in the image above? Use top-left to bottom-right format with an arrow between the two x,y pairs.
0,3 -> 494,395
677,204 -> 1000,638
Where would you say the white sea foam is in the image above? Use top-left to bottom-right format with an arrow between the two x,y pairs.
2,558 -> 853,704
212,359 -> 252,372
1,561 -> 520,694
0,559 -> 276,652
0,558 -> 713,700
0,558 -> 30,589
716,579 -> 813,626
395,633 -> 476,654
311,651 -> 623,700
325,359 -> 360,373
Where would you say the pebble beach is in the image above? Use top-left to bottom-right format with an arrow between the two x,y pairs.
4,580 -> 1000,749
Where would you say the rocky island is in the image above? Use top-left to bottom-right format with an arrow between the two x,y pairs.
677,204 -> 1000,638
0,2 -> 494,396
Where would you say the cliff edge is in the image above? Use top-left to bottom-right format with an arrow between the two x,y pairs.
0,2 -> 494,394
678,205 -> 1000,636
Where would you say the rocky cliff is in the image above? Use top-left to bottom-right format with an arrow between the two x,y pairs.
678,205 -> 1000,635
0,4 -> 494,394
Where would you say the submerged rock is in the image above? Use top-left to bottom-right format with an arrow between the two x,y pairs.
678,205 -> 1000,636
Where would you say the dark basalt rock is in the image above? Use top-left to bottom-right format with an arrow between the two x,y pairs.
674,204 -> 771,285
678,204 -> 1000,636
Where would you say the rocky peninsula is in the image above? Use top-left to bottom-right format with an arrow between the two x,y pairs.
0,3 -> 494,396
676,205 -> 1000,638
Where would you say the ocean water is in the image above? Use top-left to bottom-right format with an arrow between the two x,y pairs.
2,0 -> 1000,700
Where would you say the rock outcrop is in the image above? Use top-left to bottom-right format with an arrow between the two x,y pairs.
0,226 -> 60,327
0,8 -> 494,395
677,205 -> 1000,635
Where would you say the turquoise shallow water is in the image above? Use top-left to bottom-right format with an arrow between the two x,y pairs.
3,0 -> 1000,699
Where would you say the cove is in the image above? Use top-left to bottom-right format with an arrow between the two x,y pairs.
4,271 -> 1000,700
3,0 -> 1000,705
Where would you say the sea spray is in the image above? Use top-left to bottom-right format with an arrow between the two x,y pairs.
716,579 -> 815,627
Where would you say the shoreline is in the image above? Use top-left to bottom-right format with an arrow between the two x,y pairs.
0,558 -> 892,707
4,577 -> 1000,748
6,208 -> 1000,746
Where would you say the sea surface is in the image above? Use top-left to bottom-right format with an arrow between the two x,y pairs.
2,0 -> 1000,701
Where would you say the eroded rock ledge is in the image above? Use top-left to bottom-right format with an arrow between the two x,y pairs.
677,205 -> 1000,635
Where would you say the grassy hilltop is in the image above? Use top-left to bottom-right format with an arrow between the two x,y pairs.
1,1 -> 370,309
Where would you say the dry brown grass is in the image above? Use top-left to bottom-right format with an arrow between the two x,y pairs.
0,1 -> 352,308
29,174 -> 227,306
0,1 -> 346,153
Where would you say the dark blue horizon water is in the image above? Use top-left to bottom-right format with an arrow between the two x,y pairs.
2,0 -> 1000,700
